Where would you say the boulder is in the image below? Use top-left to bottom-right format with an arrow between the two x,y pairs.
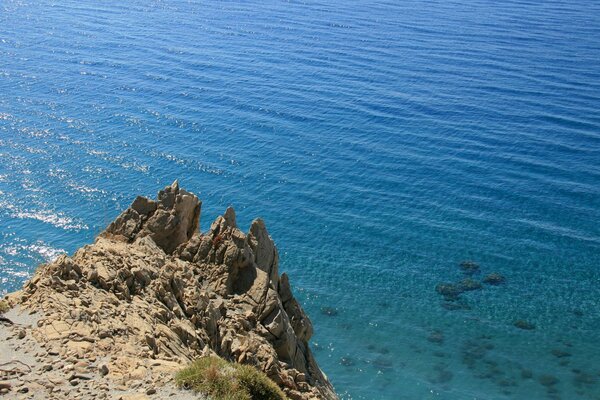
103,180 -> 201,254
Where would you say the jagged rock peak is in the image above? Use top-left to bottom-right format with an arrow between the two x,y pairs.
4,183 -> 339,400
102,180 -> 201,254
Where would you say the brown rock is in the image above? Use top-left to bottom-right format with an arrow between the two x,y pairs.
4,183 -> 338,400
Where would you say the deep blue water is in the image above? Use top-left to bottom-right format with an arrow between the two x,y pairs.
1,0 -> 600,398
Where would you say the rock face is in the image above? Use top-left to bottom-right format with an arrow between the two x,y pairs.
103,180 -> 201,254
4,182 -> 337,400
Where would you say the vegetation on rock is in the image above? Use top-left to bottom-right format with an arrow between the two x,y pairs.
176,357 -> 287,400
0,299 -> 9,314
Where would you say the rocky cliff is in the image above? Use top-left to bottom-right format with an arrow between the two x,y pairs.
0,182 -> 337,400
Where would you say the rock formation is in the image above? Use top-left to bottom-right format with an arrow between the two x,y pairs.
1,181 -> 337,400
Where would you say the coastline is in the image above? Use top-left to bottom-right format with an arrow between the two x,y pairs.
0,182 -> 337,400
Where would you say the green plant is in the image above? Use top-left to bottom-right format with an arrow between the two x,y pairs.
176,357 -> 287,400
0,299 -> 9,314
236,363 -> 287,400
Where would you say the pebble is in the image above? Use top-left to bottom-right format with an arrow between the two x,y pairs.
74,362 -> 89,374
146,388 -> 156,395
71,374 -> 93,381
99,364 -> 109,376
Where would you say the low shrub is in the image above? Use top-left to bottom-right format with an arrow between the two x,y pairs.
0,299 -> 9,314
176,357 -> 287,400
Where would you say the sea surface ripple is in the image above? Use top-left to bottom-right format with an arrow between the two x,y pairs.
1,1 -> 600,399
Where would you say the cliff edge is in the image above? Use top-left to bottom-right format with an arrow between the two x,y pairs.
0,181 -> 337,400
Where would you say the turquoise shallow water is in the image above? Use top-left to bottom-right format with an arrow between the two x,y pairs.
1,0 -> 600,398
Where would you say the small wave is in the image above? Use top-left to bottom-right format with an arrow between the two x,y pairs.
0,199 -> 88,231
147,150 -> 226,176
67,183 -> 106,195
515,218 -> 600,245
13,210 -> 88,231
1,241 -> 66,262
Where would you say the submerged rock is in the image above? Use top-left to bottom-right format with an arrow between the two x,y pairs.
483,273 -> 506,285
320,306 -> 339,317
435,283 -> 463,300
572,309 -> 584,317
3,183 -> 337,400
573,370 -> 597,386
372,357 -> 393,371
458,278 -> 483,292
551,349 -> 571,358
430,367 -> 453,384
459,261 -> 480,275
513,320 -> 536,330
521,369 -> 533,379
435,278 -> 482,300
427,330 -> 445,345
539,374 -> 559,387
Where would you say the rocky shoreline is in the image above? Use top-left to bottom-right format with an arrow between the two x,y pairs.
0,182 -> 338,400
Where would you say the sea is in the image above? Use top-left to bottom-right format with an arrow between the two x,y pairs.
1,1 -> 599,399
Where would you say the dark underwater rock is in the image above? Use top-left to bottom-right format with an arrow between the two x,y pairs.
459,261 -> 480,275
513,320 -> 536,330
458,278 -> 483,292
435,283 -> 463,300
483,273 -> 506,285
373,357 -> 393,371
320,306 -> 338,317
551,349 -> 571,358
573,370 -> 597,386
434,369 -> 454,383
427,330 -> 444,344
376,347 -> 390,355
539,374 -> 559,387
435,278 -> 482,302
521,369 -> 533,379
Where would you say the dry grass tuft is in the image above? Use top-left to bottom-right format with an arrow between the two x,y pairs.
0,299 -> 9,314
176,357 -> 287,400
